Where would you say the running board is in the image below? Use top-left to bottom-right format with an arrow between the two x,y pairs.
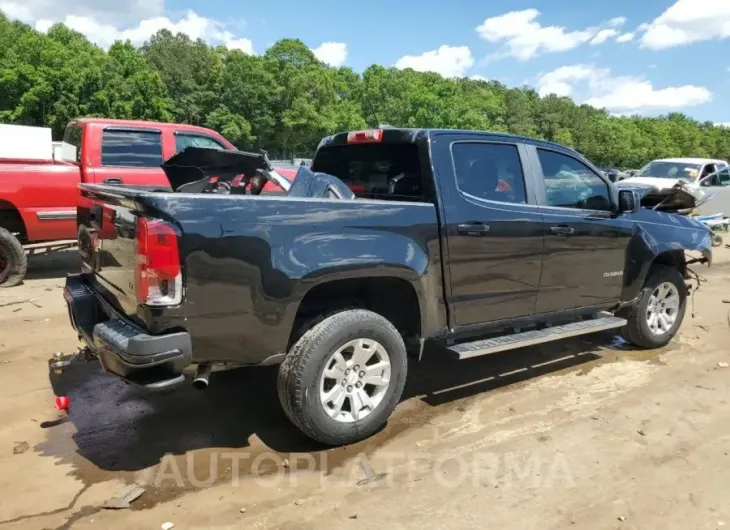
447,316 -> 627,360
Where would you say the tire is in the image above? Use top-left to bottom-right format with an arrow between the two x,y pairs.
277,309 -> 408,446
620,265 -> 686,348
0,227 -> 27,287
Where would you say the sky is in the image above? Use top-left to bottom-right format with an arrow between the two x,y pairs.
2,0 -> 730,126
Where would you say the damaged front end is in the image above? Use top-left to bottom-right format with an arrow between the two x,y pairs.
617,178 -> 712,215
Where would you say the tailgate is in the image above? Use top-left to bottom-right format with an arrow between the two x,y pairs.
78,185 -> 181,321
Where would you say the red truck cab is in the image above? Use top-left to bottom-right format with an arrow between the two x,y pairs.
0,118 -> 294,286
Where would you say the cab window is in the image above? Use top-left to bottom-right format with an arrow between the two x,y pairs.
101,129 -> 163,167
175,133 -> 227,153
452,142 -> 527,204
537,149 -> 611,211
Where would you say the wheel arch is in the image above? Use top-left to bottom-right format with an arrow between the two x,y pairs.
287,274 -> 426,351
0,200 -> 27,243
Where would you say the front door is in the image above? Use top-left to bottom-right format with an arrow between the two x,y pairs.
433,135 -> 544,326
530,146 -> 633,313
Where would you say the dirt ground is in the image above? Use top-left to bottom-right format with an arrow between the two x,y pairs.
1,246 -> 730,530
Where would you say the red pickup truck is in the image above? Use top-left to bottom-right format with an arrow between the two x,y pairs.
0,118 -> 292,287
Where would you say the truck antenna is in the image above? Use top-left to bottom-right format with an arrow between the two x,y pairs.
364,94 -> 381,128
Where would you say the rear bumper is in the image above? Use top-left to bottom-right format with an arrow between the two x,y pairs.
64,274 -> 192,390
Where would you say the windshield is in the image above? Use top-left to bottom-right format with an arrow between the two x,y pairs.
639,161 -> 702,181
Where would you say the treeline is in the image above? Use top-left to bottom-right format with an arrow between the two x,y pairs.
1,12 -> 729,167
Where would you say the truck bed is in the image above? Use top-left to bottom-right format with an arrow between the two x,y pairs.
77,183 -> 442,365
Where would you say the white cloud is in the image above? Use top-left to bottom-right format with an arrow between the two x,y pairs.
312,42 -> 347,67
536,64 -> 712,113
34,19 -> 53,32
716,122 -> 730,128
590,29 -> 619,45
475,9 -> 627,60
608,16 -> 627,27
616,32 -> 635,43
1,1 -> 254,52
640,0 -> 730,50
0,0 -> 163,25
470,74 -> 488,82
224,37 -> 254,55
395,45 -> 474,77
536,65 -> 596,98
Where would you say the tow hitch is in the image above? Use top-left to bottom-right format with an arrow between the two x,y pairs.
48,347 -> 94,375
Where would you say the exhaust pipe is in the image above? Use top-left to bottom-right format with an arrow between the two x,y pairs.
193,364 -> 212,390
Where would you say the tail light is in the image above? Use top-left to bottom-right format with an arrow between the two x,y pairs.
347,129 -> 383,144
135,218 -> 182,306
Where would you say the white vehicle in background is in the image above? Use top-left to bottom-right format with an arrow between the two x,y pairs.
627,158 -> 729,188
620,158 -> 730,213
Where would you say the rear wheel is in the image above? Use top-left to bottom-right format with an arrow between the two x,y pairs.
0,227 -> 27,287
620,265 -> 686,348
277,309 -> 407,446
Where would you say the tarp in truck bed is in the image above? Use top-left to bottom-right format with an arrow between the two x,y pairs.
161,147 -> 269,192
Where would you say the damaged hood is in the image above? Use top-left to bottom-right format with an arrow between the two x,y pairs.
617,176 -> 710,212
620,176 -> 690,191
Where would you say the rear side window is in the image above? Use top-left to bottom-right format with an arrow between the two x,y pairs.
175,133 -> 226,153
312,144 -> 424,201
61,124 -> 83,163
452,142 -> 527,204
101,130 -> 163,167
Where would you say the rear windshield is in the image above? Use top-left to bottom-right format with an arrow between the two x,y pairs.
60,123 -> 83,163
312,144 -> 425,201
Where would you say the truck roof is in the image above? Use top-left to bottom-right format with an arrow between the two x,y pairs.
323,127 -> 582,156
653,157 -> 728,165
71,118 -> 221,135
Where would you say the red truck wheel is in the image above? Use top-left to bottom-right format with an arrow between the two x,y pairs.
0,227 -> 27,287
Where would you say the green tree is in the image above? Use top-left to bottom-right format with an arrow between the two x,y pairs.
93,41 -> 172,121
142,30 -> 223,125
1,9 -> 729,166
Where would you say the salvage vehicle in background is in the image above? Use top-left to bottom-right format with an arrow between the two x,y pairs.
0,118 -> 293,287
634,158 -> 728,184
58,128 -> 713,446
620,157 -> 730,214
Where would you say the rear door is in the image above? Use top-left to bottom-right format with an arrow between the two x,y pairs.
92,127 -> 170,187
527,145 -> 633,313
432,133 -> 544,326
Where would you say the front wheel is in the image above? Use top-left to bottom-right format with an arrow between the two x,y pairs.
620,265 -> 687,348
0,227 -> 27,287
277,309 -> 408,446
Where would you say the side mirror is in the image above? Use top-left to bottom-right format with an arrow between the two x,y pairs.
618,189 -> 641,214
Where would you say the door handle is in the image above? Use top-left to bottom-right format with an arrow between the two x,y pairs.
104,178 -> 123,185
458,222 -> 490,235
550,225 -> 575,236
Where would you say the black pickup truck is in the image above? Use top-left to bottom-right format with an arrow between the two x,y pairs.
59,128 -> 712,445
